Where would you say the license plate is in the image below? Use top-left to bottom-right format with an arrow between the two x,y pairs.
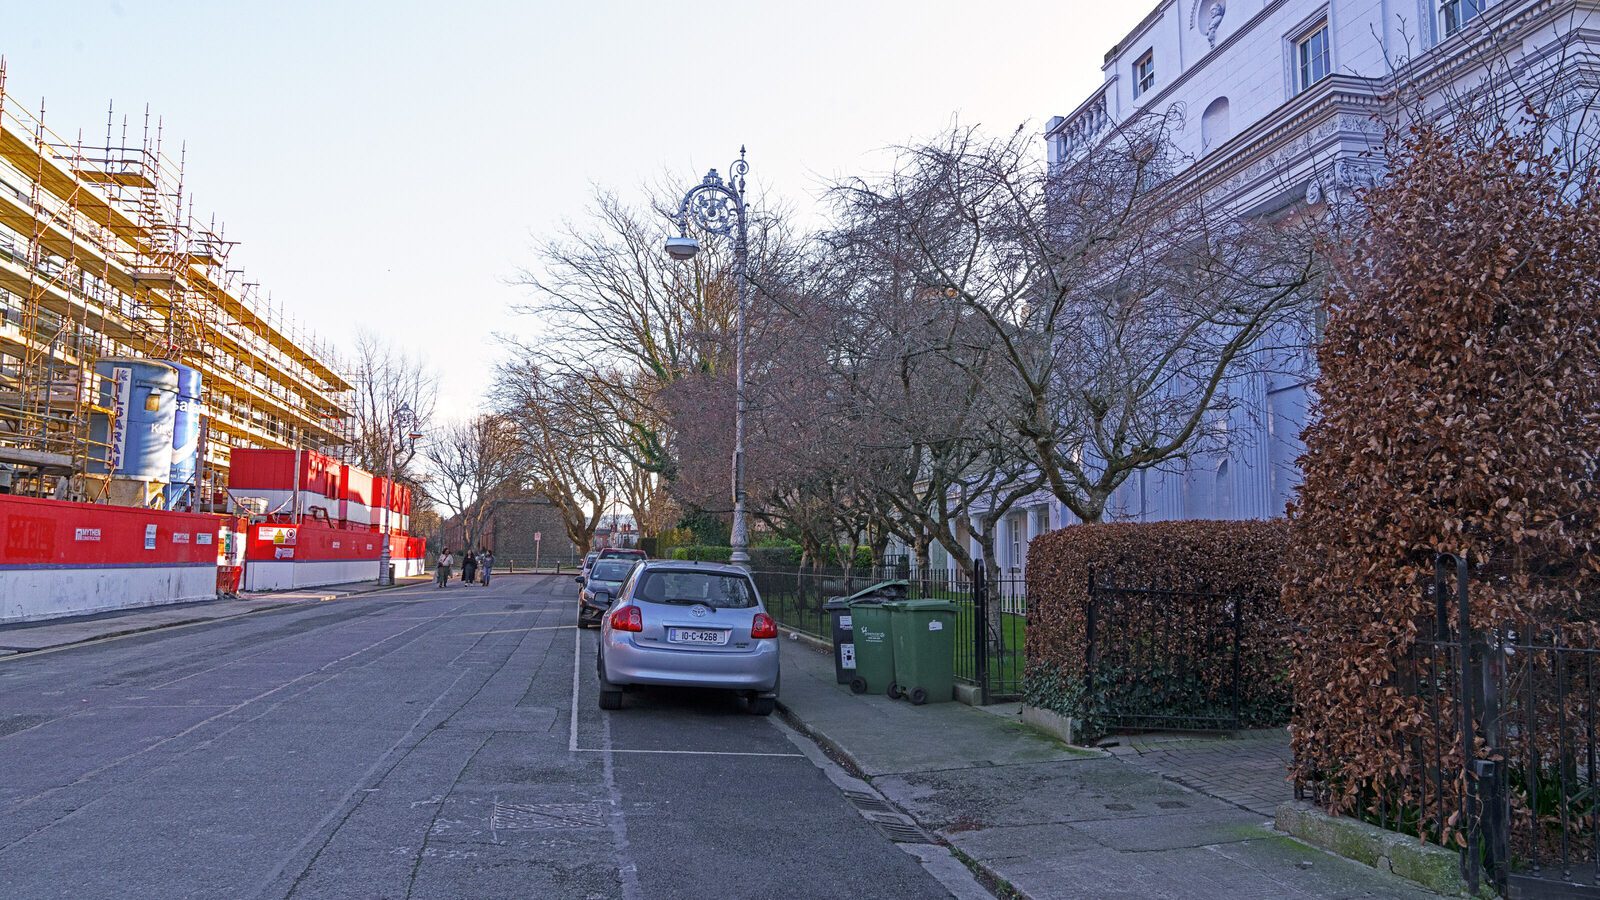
667,628 -> 728,645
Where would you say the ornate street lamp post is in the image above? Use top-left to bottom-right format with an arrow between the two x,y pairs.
666,148 -> 751,568
378,403 -> 419,585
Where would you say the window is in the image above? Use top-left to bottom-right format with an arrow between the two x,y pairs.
634,570 -> 756,609
1295,22 -> 1331,93
1441,0 -> 1484,37
1133,50 -> 1155,99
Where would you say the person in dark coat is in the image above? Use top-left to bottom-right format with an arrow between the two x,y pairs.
462,548 -> 478,584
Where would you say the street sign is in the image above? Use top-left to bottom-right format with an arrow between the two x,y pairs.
534,532 -> 541,542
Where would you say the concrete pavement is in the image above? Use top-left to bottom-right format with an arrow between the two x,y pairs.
0,574 -> 968,899
776,637 -> 1441,899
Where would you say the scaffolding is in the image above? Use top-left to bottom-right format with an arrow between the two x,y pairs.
0,60 -> 352,505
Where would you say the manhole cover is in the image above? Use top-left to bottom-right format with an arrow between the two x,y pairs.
1104,803 -> 1135,811
490,801 -> 606,830
0,714 -> 50,737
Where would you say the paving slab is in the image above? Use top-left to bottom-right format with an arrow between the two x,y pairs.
776,636 -> 1444,899
777,637 -> 1089,776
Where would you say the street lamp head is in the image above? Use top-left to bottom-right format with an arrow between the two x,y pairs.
664,235 -> 700,262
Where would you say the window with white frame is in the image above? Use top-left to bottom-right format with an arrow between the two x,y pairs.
1133,50 -> 1155,99
1294,21 -> 1331,94
1441,0 -> 1484,37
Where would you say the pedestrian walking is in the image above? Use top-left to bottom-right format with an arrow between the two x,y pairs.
436,549 -> 455,588
479,550 -> 494,586
462,549 -> 478,585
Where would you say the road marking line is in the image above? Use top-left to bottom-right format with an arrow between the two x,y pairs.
568,625 -> 581,753
462,626 -> 574,636
572,747 -> 804,758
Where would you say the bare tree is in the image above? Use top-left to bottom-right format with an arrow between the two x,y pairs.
830,120 -> 1319,524
493,364 -> 617,553
421,415 -> 522,553
511,183 -> 807,542
346,331 -> 438,482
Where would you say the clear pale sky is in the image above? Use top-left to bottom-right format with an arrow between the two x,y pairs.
5,1 -> 1149,416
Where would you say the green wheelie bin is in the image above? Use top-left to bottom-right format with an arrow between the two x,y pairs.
887,599 -> 958,705
847,597 -> 899,697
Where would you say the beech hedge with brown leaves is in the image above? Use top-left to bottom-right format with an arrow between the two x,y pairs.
1024,520 -> 1292,739
1285,112 -> 1600,838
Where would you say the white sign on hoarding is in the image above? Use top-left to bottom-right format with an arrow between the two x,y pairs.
74,528 -> 101,542
109,366 -> 133,472
144,524 -> 157,550
264,527 -> 297,546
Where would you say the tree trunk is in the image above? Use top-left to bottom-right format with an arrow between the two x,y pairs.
913,529 -> 932,596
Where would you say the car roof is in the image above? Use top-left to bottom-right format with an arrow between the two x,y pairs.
635,559 -> 749,576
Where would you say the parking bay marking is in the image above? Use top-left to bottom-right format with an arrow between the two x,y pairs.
567,626 -> 803,759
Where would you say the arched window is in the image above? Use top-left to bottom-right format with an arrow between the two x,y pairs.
1201,97 -> 1231,152
1216,459 -> 1233,519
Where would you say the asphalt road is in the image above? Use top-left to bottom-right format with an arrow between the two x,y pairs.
0,574 -> 951,899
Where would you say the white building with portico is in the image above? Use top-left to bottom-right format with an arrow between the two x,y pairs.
933,0 -> 1598,581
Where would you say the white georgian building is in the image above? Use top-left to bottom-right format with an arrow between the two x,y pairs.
936,0 -> 1597,580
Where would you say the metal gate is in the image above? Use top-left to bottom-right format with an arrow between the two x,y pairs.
1420,555 -> 1600,898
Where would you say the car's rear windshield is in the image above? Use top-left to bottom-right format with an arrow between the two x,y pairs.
633,571 -> 756,609
590,561 -> 634,582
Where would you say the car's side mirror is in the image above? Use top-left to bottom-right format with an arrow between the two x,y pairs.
574,575 -> 584,584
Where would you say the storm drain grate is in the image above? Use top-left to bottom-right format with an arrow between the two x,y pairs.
868,816 -> 936,844
490,801 -> 607,830
842,790 -> 897,814
1104,802 -> 1135,811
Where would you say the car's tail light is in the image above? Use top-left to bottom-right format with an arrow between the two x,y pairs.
750,612 -> 777,639
610,605 -> 643,632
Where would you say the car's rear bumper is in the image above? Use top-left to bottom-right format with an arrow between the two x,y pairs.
601,635 -> 780,693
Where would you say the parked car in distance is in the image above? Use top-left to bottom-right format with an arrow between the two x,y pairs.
576,551 -> 600,595
596,560 -> 779,715
598,547 -> 647,563
578,558 -> 639,629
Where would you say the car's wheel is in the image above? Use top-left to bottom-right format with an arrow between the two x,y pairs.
849,677 -> 867,695
748,696 -> 776,716
887,680 -> 902,700
599,690 -> 623,710
909,687 -> 928,706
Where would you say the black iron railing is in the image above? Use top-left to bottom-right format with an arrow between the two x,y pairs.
757,560 -> 1027,702
1084,572 -> 1251,731
1298,555 -> 1600,898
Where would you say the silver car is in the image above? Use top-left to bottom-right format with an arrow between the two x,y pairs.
596,561 -> 780,715
577,558 -> 637,629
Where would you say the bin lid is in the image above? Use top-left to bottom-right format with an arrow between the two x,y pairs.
823,596 -> 853,611
888,598 -> 958,613
841,580 -> 909,608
